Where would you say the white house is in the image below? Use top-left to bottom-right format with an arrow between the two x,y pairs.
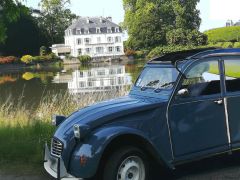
54,16 -> 124,58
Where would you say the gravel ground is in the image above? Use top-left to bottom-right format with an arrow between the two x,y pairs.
1,153 -> 240,180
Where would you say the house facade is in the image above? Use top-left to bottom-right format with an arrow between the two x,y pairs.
64,16 -> 125,58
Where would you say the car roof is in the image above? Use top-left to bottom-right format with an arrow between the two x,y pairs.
148,48 -> 240,65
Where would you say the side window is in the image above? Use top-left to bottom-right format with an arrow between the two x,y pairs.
224,60 -> 240,93
180,61 -> 221,98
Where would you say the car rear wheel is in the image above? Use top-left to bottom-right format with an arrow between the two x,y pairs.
103,146 -> 150,180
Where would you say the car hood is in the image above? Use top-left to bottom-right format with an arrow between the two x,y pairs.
54,95 -> 167,139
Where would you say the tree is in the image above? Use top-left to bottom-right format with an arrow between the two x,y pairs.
0,4 -> 50,56
39,0 -> 77,44
123,0 -> 203,49
0,0 -> 23,44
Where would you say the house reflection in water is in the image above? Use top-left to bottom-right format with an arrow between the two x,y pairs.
53,65 -> 132,94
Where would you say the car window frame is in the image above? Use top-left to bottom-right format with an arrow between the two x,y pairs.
223,56 -> 240,97
171,57 -> 224,105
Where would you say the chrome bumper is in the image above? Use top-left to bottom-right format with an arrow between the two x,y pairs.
44,143 -> 74,179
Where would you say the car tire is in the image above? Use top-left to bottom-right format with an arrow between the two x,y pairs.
103,146 -> 150,180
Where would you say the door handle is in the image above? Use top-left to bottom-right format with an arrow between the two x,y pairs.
214,99 -> 223,105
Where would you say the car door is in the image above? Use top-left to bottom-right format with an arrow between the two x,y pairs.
223,57 -> 240,149
168,58 -> 229,160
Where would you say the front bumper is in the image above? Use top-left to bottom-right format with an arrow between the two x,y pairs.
44,143 -> 75,179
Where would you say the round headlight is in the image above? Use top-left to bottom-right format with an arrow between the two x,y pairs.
73,124 -> 81,139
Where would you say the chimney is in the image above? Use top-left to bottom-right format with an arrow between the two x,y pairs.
107,16 -> 112,22
100,16 -> 103,23
86,17 -> 90,24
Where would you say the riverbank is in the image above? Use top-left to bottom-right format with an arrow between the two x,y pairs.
0,61 -> 63,74
0,91 -> 128,173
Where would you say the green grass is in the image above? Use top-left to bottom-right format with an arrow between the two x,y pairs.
0,90 -> 128,173
205,26 -> 240,43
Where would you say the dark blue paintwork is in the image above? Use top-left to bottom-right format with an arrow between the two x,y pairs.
47,48 -> 240,179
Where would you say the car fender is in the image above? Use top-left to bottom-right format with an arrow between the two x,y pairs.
68,126 -> 172,178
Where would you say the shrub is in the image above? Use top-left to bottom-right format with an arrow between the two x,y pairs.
147,45 -> 196,59
0,56 -> 18,64
234,42 -> 240,48
21,55 -> 33,64
40,46 -> 47,56
77,55 -> 92,64
205,26 -> 240,43
222,42 -> 234,48
125,49 -> 136,57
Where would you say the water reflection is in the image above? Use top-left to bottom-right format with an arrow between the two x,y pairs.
53,65 -> 132,94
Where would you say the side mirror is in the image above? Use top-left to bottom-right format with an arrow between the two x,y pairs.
177,88 -> 189,97
52,115 -> 66,126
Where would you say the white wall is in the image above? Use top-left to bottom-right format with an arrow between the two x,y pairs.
65,33 -> 125,57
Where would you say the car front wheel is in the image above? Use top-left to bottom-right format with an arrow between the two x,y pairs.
103,146 -> 150,180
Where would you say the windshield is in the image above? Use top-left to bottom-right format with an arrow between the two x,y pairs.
135,67 -> 179,90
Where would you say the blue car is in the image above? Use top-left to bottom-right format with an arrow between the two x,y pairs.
44,48 -> 240,180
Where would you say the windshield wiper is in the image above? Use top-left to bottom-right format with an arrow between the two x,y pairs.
140,80 -> 159,91
154,81 -> 176,93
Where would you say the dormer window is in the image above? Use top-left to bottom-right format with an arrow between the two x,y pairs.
107,28 -> 112,33
85,29 -> 89,34
76,29 -> 81,35
96,27 -> 101,33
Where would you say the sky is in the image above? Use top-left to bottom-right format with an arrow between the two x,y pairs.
24,0 -> 240,32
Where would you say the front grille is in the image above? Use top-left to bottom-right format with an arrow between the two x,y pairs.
51,138 -> 63,157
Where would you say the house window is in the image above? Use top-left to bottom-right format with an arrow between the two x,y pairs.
79,81 -> 86,87
76,29 -> 81,35
107,28 -> 112,33
84,38 -> 91,44
85,29 -> 89,34
78,48 -> 82,55
96,28 -> 101,33
97,37 -> 101,43
77,38 -> 82,45
96,47 -> 104,53
108,47 -> 113,53
97,70 -> 105,76
115,46 -> 121,52
107,37 -> 113,43
88,81 -> 94,87
115,36 -> 121,43
79,72 -> 84,77
88,71 -> 92,76
109,69 -> 116,75
115,27 -> 119,32
85,48 -> 91,54
117,68 -> 122,74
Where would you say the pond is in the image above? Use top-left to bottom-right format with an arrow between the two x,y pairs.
0,60 -> 146,108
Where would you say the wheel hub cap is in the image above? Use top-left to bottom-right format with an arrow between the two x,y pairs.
117,156 -> 145,180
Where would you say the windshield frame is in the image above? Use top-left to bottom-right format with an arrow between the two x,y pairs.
131,64 -> 180,97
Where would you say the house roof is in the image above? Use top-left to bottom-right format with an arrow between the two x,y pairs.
67,16 -> 120,30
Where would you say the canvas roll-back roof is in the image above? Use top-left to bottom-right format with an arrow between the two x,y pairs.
149,48 -> 240,64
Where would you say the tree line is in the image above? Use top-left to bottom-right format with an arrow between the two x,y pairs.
0,0 -> 76,56
0,0 -> 207,57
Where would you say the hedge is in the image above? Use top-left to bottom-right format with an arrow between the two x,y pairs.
205,26 -> 240,43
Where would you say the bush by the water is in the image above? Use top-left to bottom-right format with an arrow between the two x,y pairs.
0,56 -> 18,64
78,55 -> 92,64
205,26 -> 240,43
21,55 -> 33,64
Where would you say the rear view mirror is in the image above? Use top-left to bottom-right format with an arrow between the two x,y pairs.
177,88 -> 189,97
